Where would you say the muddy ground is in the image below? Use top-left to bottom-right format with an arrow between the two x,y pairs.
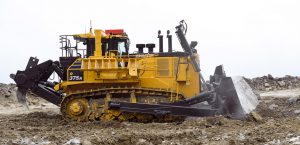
0,84 -> 300,145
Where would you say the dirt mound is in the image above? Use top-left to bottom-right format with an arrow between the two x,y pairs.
0,83 -> 47,108
245,75 -> 300,91
0,83 -> 17,104
0,83 -> 15,98
255,97 -> 300,118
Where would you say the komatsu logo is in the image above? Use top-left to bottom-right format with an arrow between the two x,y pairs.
69,70 -> 84,81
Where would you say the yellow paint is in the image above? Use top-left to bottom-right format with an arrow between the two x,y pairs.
70,102 -> 81,114
61,55 -> 200,98
59,29 -> 201,101
130,92 -> 137,103
54,84 -> 60,91
94,29 -> 102,57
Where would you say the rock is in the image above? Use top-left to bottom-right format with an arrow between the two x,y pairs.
285,75 -> 293,78
268,74 -> 274,80
245,75 -> 300,91
136,139 -> 152,145
206,116 -> 229,126
265,87 -> 271,91
237,133 -> 246,141
255,137 -> 267,142
288,136 -> 300,144
6,141 -> 18,145
82,140 -> 92,145
269,104 -> 279,110
294,109 -> 300,114
64,138 -> 81,145
277,81 -> 285,87
250,111 -> 263,122
138,139 -> 146,143
264,83 -> 270,87
288,97 -> 299,105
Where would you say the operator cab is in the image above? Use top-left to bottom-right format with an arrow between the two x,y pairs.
58,29 -> 130,81
101,30 -> 130,56
59,29 -> 130,58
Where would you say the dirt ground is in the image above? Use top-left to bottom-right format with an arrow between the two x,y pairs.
0,84 -> 299,145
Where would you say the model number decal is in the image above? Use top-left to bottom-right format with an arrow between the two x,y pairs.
69,70 -> 84,81
69,76 -> 83,81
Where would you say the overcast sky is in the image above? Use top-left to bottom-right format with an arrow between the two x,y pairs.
1,0 -> 300,83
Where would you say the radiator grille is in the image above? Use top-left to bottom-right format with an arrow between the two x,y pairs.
157,59 -> 169,77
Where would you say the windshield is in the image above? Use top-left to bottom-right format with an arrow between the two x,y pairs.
105,38 -> 129,55
118,41 -> 126,55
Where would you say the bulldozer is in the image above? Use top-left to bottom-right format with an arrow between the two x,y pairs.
10,20 -> 258,122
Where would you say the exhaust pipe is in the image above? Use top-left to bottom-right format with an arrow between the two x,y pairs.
167,30 -> 172,52
157,30 -> 163,53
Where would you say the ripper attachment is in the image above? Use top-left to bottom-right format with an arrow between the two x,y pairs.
10,57 -> 63,106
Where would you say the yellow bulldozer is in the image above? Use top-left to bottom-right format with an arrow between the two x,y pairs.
10,20 -> 258,122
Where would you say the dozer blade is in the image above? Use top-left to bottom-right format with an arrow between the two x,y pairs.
217,76 -> 259,119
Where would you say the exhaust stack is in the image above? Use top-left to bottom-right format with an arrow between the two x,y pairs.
167,30 -> 172,52
157,30 -> 163,52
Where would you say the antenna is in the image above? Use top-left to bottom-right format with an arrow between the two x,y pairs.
89,20 -> 92,33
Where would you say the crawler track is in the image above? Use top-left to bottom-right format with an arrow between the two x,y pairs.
60,87 -> 184,122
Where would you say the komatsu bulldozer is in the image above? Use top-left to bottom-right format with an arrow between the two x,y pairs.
10,20 -> 258,122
